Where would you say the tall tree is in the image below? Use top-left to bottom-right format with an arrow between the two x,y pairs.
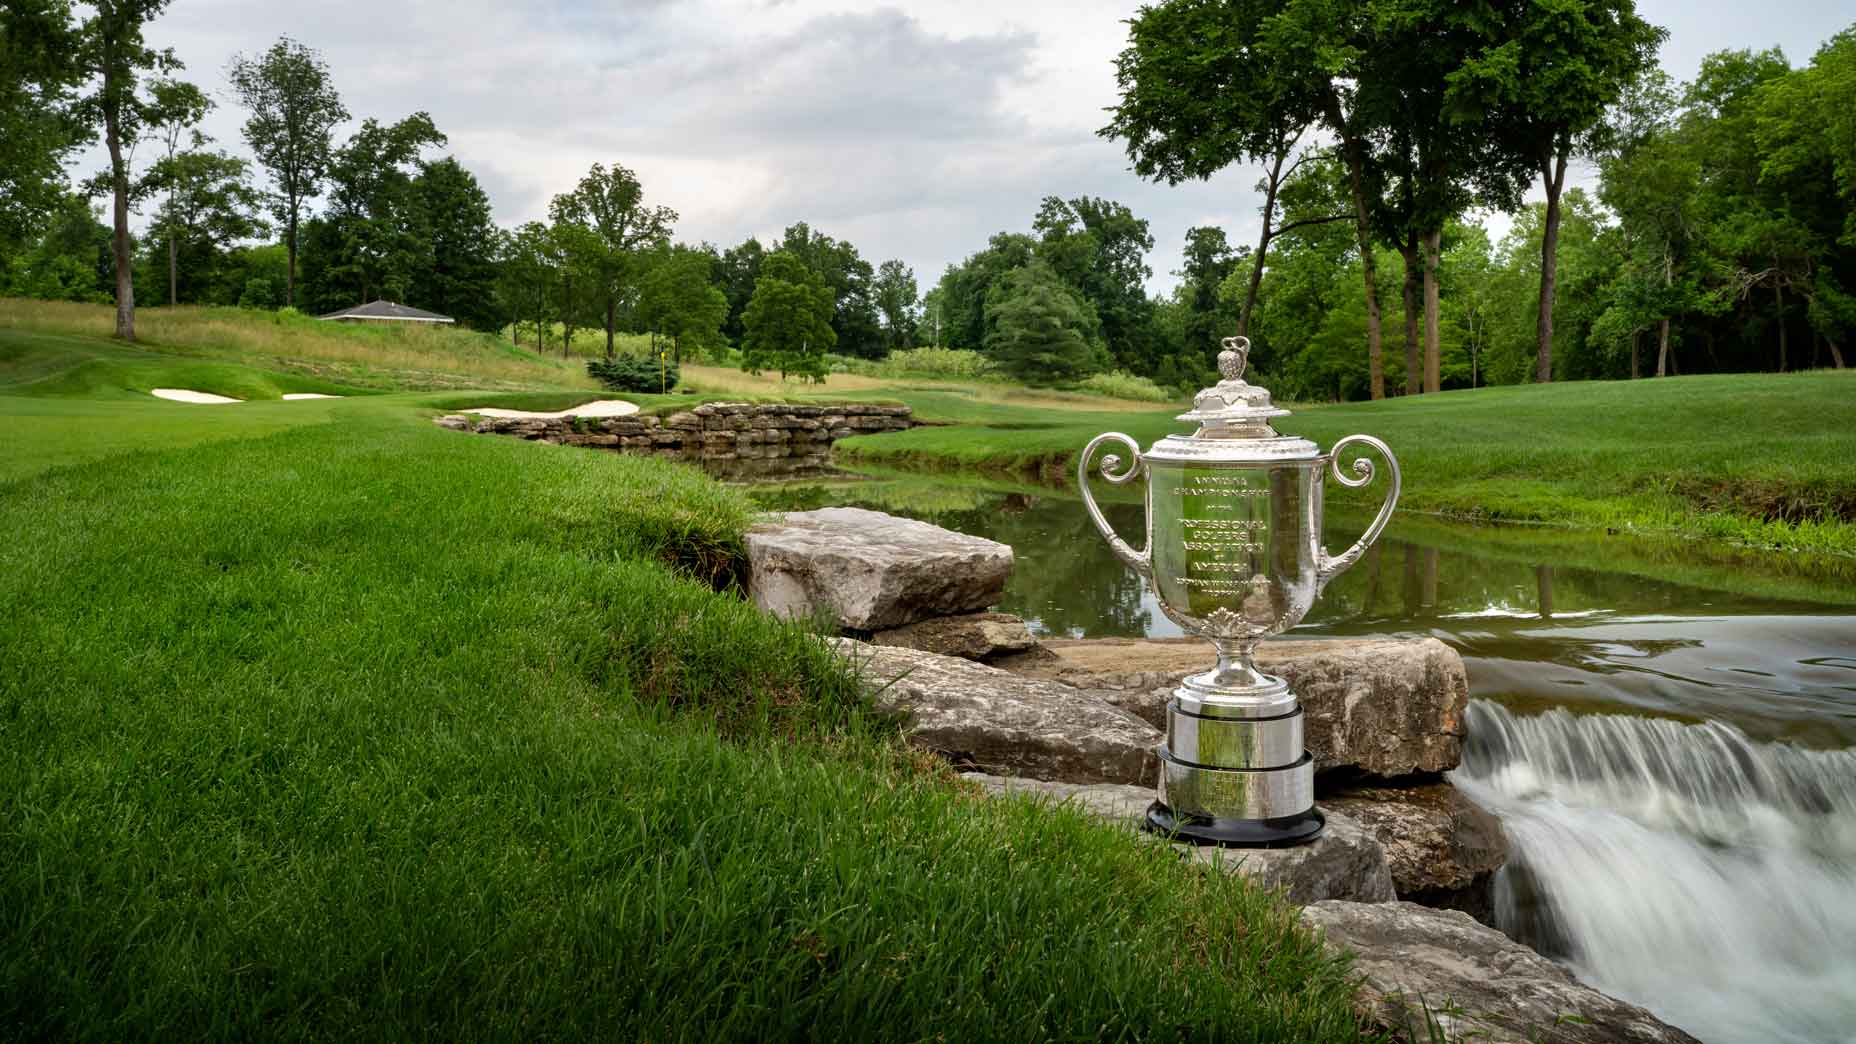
984,260 -> 1105,385
1032,196 -> 1156,372
638,243 -> 728,362
1450,0 -> 1664,383
0,0 -> 87,254
74,0 -> 178,339
776,222 -> 883,358
144,147 -> 265,305
411,156 -> 499,329
1105,0 -> 1393,398
228,37 -> 347,308
549,162 -> 676,356
872,259 -> 919,353
313,113 -> 444,309
713,236 -> 765,346
741,250 -> 834,382
496,221 -> 553,350
139,78 -> 209,305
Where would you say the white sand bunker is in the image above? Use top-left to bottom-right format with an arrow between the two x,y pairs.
151,388 -> 241,404
462,399 -> 638,420
151,389 -> 345,404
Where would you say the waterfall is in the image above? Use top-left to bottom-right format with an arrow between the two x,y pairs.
1452,701 -> 1856,1044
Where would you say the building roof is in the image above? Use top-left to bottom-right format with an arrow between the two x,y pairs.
316,300 -> 455,323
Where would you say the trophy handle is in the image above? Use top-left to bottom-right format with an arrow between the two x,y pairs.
1317,434 -> 1401,590
1077,432 -> 1152,579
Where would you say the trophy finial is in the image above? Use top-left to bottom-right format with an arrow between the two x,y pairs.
1218,336 -> 1250,382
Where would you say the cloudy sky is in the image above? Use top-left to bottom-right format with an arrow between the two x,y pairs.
112,0 -> 1855,293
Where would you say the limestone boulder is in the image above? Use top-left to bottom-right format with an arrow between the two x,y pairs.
871,611 -> 1039,661
833,639 -> 1158,785
1007,637 -> 1468,778
748,508 -> 1013,630
961,773 -> 1395,905
1323,782 -> 1508,914
1302,901 -> 1701,1044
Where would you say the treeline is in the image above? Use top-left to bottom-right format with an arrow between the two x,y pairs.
3,1 -> 1850,396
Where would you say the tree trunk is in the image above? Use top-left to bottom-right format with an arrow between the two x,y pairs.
285,211 -> 298,308
1655,249 -> 1673,377
1399,241 -> 1421,396
1422,227 -> 1442,394
1537,566 -> 1555,620
1339,138 -> 1385,401
1630,330 -> 1640,379
563,276 -> 573,357
1774,278 -> 1787,372
1239,148 -> 1287,339
104,63 -> 135,341
605,296 -> 616,359
1535,150 -> 1568,384
1828,338 -> 1847,369
168,235 -> 178,307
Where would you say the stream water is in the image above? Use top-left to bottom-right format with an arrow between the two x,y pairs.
751,471 -> 1856,1044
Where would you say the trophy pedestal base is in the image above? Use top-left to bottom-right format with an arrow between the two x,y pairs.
1142,802 -> 1326,849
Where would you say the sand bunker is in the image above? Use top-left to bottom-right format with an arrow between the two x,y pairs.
151,388 -> 242,404
151,389 -> 346,404
461,399 -> 638,420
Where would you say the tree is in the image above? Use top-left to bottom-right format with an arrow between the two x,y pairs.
137,77 -> 210,305
713,236 -> 765,346
741,251 -> 834,382
1177,226 -> 1238,360
1032,196 -> 1156,372
872,259 -> 919,353
1105,0 -> 1393,398
310,112 -> 445,310
1449,0 -> 1664,383
549,162 -> 676,356
638,243 -> 728,362
983,260 -> 1104,385
497,221 -> 552,350
0,191 -> 111,302
929,232 -> 1037,351
72,0 -> 179,339
143,147 -> 265,305
228,37 -> 348,309
0,0 -> 87,255
412,157 -> 500,329
776,222 -> 883,358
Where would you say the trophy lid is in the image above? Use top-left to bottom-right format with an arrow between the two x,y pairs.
1146,336 -> 1320,464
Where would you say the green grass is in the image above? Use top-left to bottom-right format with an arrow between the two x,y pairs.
0,320 -> 1378,1041
837,371 -> 1856,557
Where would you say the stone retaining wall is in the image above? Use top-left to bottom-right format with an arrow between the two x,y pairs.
441,402 -> 912,477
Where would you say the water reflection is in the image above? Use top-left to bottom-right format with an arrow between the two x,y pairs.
751,474 -> 1856,747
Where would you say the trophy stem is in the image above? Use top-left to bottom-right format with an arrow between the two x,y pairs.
1207,637 -> 1270,692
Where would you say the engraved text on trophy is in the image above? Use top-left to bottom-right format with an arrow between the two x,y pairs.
1151,464 -> 1314,636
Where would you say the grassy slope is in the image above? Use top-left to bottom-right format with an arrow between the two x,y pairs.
0,322 -> 1375,1041
837,371 -> 1856,556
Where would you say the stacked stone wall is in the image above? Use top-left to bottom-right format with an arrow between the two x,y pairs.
441,402 -> 911,477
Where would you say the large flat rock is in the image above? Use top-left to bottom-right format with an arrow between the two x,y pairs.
963,773 -> 1395,905
748,507 -> 1013,630
834,639 -> 1159,784
1004,636 -> 1468,778
1302,901 -> 1701,1044
1324,782 -> 1507,915
870,611 -> 1038,661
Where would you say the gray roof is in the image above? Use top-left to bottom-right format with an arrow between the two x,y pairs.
316,300 -> 455,323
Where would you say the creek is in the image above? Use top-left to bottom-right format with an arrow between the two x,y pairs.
751,470 -> 1856,1044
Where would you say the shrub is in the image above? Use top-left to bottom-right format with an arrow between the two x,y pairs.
876,347 -> 996,379
588,355 -> 678,393
1075,370 -> 1173,402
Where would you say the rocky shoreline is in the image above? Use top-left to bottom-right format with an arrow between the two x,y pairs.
744,506 -> 1700,1044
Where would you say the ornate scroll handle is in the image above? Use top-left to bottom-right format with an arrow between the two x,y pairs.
1077,432 -> 1152,579
1316,434 -> 1401,591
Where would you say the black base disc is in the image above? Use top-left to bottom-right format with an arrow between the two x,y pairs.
1141,802 -> 1326,849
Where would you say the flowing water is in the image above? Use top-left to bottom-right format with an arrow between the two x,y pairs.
751,471 -> 1856,1043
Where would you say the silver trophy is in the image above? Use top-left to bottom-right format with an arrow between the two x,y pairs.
1079,336 -> 1400,846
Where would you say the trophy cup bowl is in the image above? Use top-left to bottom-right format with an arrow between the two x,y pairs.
1079,337 -> 1399,847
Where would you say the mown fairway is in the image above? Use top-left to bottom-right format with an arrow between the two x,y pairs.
0,320 -> 1377,1041
837,370 -> 1856,557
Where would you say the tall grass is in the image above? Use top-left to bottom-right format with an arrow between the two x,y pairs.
1,299 -> 596,390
